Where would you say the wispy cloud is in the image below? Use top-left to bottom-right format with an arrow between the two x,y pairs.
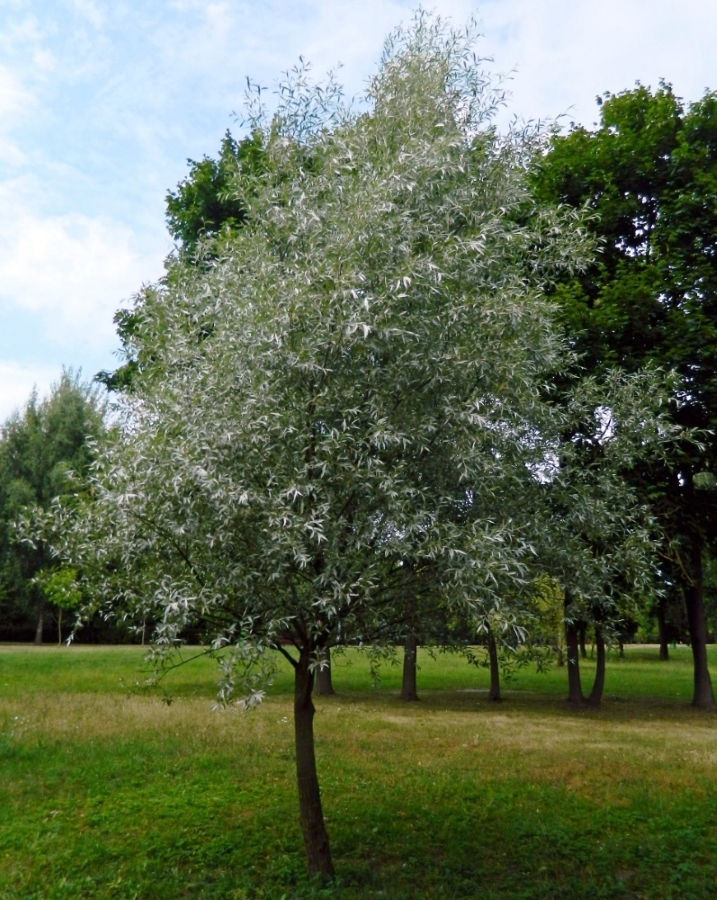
72,0 -> 105,29
0,360 -> 61,422
0,62 -> 34,165
0,209 -> 165,348
479,0 -> 717,125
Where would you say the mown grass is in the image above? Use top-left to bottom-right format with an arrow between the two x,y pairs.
1,644 -> 717,899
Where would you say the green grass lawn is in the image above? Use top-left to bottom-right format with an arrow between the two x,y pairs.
1,643 -> 717,899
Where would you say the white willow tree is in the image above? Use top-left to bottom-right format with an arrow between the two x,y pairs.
48,14 -> 603,879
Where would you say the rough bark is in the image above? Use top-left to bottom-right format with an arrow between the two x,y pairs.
587,625 -> 606,706
684,532 -> 716,710
565,597 -> 585,705
401,634 -> 419,702
294,648 -> 334,880
34,602 -> 44,646
487,627 -> 501,701
656,601 -> 669,661
315,650 -> 335,696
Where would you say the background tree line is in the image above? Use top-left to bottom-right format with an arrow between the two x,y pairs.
5,69 -> 717,683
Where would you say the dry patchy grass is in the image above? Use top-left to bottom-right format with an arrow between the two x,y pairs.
1,646 -> 717,898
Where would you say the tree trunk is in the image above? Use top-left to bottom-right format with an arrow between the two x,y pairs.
57,607 -> 63,647
401,634 -> 419,702
487,627 -> 501,701
578,621 -> 587,659
587,625 -> 606,706
564,597 -> 585,705
315,650 -> 335,696
684,532 -> 716,710
294,647 -> 334,880
656,601 -> 669,661
34,601 -> 44,646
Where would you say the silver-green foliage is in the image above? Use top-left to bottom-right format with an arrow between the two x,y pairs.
48,14 -> 653,692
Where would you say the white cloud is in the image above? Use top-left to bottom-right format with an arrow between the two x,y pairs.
0,62 -> 34,164
72,0 -> 105,29
478,0 -> 717,126
0,361 -> 60,423
0,208 -> 166,349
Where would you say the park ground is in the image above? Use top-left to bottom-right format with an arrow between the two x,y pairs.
1,644 -> 716,899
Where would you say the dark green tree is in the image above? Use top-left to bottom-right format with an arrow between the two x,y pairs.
0,372 -> 105,642
165,129 -> 265,257
98,130 -> 266,392
534,82 -> 717,708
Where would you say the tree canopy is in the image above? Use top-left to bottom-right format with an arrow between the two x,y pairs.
534,82 -> 717,707
0,372 -> 105,642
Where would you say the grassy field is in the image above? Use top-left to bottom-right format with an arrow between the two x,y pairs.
1,644 -> 717,899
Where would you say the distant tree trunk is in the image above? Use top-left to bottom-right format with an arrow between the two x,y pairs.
315,650 -> 335,696
565,596 -> 585,705
486,627 -> 501,701
401,634 -> 419,701
57,607 -> 63,647
656,601 -> 669,661
684,532 -> 716,710
294,645 -> 334,880
618,637 -> 625,658
555,644 -> 564,667
34,601 -> 44,646
587,626 -> 606,706
578,621 -> 587,659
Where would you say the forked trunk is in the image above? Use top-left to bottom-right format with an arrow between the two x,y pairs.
684,533 -> 716,710
587,626 -> 606,706
294,648 -> 334,880
401,634 -> 419,701
315,650 -> 335,696
656,602 -> 669,661
565,597 -> 585,705
487,627 -> 501,701
34,601 -> 44,646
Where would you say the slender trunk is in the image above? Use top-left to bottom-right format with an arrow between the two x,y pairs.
565,596 -> 585,705
34,601 -> 44,646
487,627 -> 501,701
656,602 -> 669,661
57,607 -> 62,647
555,645 -> 564,667
315,650 -> 335,696
578,621 -> 587,659
294,647 -> 334,880
401,634 -> 419,701
684,532 -> 716,710
618,637 -> 624,659
588,626 -> 606,706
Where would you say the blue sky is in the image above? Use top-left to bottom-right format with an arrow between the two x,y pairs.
0,0 -> 715,419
